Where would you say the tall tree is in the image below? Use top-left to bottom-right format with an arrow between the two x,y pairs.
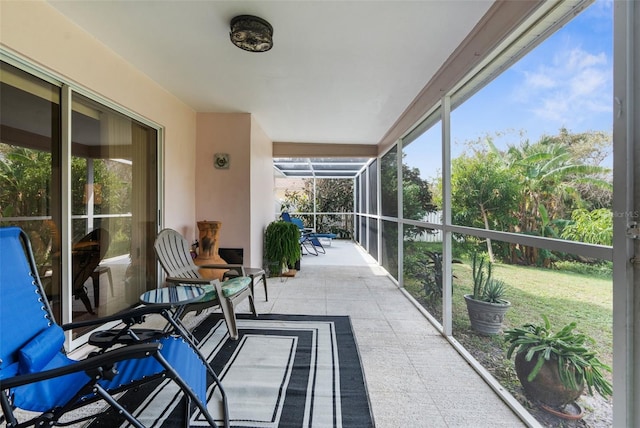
450,149 -> 519,261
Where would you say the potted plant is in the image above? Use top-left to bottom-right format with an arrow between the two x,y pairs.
463,253 -> 511,334
264,220 -> 301,276
505,315 -> 612,416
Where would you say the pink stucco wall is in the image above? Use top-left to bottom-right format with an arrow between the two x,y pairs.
0,0 -> 198,236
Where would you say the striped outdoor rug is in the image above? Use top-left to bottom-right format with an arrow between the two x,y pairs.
88,314 -> 374,428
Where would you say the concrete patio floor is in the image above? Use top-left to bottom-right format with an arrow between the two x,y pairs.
234,239 -> 528,427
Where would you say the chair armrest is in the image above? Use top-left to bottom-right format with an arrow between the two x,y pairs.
0,342 -> 162,390
197,264 -> 246,276
61,304 -> 174,330
165,276 -> 214,285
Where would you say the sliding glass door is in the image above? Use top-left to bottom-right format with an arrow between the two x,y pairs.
1,59 -> 159,340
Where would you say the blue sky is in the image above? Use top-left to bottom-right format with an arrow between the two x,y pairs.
405,0 -> 613,180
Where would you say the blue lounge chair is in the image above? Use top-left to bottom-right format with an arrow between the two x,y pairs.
281,212 -> 337,254
0,226 -> 220,427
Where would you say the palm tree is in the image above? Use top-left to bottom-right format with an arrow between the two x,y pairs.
502,138 -> 611,265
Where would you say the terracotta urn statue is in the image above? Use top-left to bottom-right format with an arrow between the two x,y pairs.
194,220 -> 227,280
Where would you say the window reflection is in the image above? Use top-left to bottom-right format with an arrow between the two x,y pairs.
70,93 -> 158,334
0,61 -> 62,321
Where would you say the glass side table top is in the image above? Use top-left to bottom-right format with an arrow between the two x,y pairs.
140,285 -> 204,305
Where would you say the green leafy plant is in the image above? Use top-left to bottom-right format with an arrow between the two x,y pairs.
505,315 -> 612,398
483,279 -> 508,304
264,220 -> 301,275
416,251 -> 462,300
561,208 -> 613,246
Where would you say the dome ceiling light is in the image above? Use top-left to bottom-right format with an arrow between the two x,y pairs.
229,15 -> 273,53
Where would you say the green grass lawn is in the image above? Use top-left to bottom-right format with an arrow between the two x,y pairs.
405,260 -> 613,379
405,260 -> 613,426
454,262 -> 612,365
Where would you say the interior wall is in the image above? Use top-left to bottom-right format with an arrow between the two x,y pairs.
0,0 -> 198,238
195,113 -> 252,262
250,117 -> 275,268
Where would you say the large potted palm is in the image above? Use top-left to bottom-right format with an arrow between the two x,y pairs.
264,220 -> 301,276
463,253 -> 511,335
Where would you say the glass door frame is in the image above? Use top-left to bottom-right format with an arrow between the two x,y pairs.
1,50 -> 164,349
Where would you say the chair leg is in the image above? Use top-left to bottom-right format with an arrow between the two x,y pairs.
74,285 -> 95,314
215,281 -> 239,340
261,273 -> 268,301
90,271 -> 100,308
182,394 -> 191,428
248,287 -> 257,317
301,239 -> 317,256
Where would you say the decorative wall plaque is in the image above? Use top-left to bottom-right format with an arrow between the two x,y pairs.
214,153 -> 230,169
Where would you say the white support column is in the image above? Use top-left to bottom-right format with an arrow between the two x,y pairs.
441,95 -> 452,336
376,155 -> 382,265
397,142 -> 404,287
612,1 -> 637,426
313,176 -> 317,231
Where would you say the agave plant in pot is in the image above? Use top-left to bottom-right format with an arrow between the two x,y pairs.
463,253 -> 511,335
505,315 -> 612,418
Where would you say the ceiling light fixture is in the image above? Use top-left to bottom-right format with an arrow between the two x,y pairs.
229,15 -> 273,53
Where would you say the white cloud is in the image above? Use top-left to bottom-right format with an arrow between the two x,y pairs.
517,47 -> 611,126
565,49 -> 607,70
524,71 -> 556,89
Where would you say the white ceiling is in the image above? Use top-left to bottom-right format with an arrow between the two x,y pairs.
47,0 -> 493,145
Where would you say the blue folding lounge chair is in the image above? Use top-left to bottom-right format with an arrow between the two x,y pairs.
0,227 -> 219,428
281,212 -> 336,255
290,217 -> 323,254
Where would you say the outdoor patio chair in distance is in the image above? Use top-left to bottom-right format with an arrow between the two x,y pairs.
281,212 -> 325,255
154,228 -> 257,340
0,226 -> 219,428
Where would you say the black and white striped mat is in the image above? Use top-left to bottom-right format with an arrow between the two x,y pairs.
88,314 -> 374,428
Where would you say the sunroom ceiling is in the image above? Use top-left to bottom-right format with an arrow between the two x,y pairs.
46,0 -> 493,146
273,158 -> 370,178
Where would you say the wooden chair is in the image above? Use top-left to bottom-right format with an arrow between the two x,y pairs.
72,228 -> 110,314
154,228 -> 256,339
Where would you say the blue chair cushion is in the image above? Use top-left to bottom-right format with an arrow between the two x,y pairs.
19,325 -> 65,374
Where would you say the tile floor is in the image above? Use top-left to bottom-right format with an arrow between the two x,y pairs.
231,240 -> 528,428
